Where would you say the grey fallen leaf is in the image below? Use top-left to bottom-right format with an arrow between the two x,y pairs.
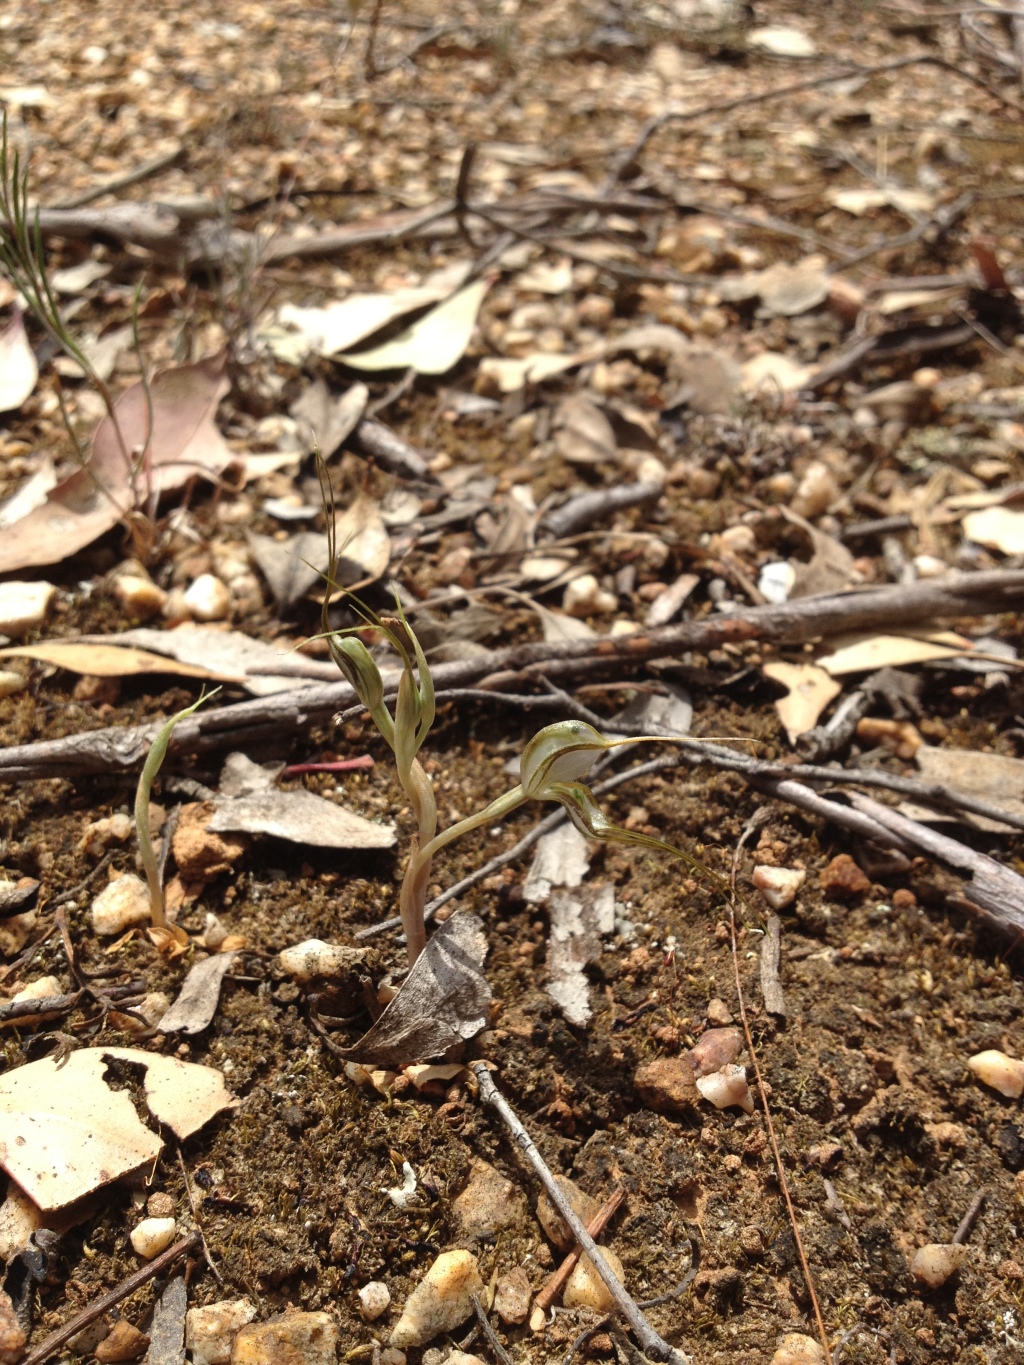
754,260 -> 829,317
144,1275 -> 187,1365
612,683 -> 693,737
263,496 -> 320,521
289,378 -> 368,459
905,746 -> 1024,833
158,952 -> 239,1036
781,508 -> 855,598
208,786 -> 395,851
338,914 -> 490,1066
666,346 -> 739,415
524,823 -> 591,904
546,884 -> 616,1027
246,529 -> 328,611
533,601 -> 598,643
553,392 -> 617,465
218,752 -> 281,797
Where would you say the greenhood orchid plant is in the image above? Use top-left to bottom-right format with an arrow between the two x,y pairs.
319,468 -> 722,966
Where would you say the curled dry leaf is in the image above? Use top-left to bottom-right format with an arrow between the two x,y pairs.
763,661 -> 842,744
343,278 -> 490,375
553,392 -> 618,465
0,641 -> 238,685
0,310 -> 38,413
338,914 -> 490,1067
0,1047 -> 235,1210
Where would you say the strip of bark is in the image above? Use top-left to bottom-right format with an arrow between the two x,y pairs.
2,571 -> 1024,783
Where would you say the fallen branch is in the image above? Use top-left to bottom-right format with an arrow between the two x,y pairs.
470,1062 -> 689,1365
534,1187 -> 625,1313
3,571 -> 1023,784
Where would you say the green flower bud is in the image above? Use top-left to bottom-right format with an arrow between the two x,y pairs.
519,720 -> 610,797
329,635 -> 384,712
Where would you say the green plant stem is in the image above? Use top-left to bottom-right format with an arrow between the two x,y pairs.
135,693 -> 216,928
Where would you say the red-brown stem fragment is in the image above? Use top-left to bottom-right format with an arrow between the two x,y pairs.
534,1187 -> 626,1312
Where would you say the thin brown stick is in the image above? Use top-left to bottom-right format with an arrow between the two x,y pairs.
952,1188 -> 987,1244
177,1147 -> 224,1285
20,1233 -> 199,1365
534,1188 -> 626,1312
726,896 -> 831,1362
56,144 -> 185,210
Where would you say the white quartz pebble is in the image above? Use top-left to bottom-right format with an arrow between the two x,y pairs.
358,1281 -> 391,1321
130,1216 -> 176,1259
562,1247 -> 625,1312
184,573 -> 231,621
0,580 -> 55,636
185,1299 -> 257,1365
967,1049 -> 1024,1098
0,671 -> 25,697
695,1063 -> 755,1114
91,873 -> 152,936
278,940 -> 367,983
563,574 -> 617,617
114,575 -> 167,618
753,865 -> 806,910
389,1250 -> 483,1348
910,1242 -> 966,1288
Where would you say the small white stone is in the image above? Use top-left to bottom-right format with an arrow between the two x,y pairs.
183,573 -> 231,621
791,462 -> 838,519
719,524 -> 757,556
753,865 -> 806,910
358,1281 -> 391,1321
130,1216 -> 176,1259
695,1064 -> 755,1114
0,671 -> 25,697
389,1250 -> 484,1348
77,812 -> 134,854
114,575 -> 167,619
185,1299 -> 257,1365
90,873 -> 152,936
757,561 -> 796,605
910,1242 -> 966,1288
967,1048 -> 1024,1098
0,580 -> 55,636
562,574 -> 617,617
769,1333 -> 826,1365
912,554 -> 949,580
278,939 -> 367,983
380,1351 -> 406,1365
563,1246 -> 625,1312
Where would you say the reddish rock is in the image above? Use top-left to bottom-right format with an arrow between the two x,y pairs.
690,1027 -> 743,1078
820,854 -> 870,899
635,1057 -> 699,1113
94,1320 -> 149,1363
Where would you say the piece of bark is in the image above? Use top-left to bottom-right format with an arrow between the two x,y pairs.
158,953 -> 239,1036
2,571 -> 1024,782
759,915 -> 786,1019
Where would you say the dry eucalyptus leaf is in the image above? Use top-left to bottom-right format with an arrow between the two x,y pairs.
478,352 -> 583,392
755,259 -> 829,317
553,392 -> 617,465
69,626 -> 307,695
748,25 -> 816,56
533,601 -> 598,643
331,490 -> 391,583
0,1047 -> 235,1210
817,632 -> 971,675
763,662 -> 842,743
290,378 -> 368,458
741,352 -> 815,394
0,311 -> 38,413
158,951 -> 239,1035
781,508 -> 856,598
827,186 -> 935,217
646,572 -> 699,627
338,914 -> 490,1067
909,747 -> 1024,833
963,506 -> 1024,556
91,351 -> 233,497
246,530 -> 328,611
343,279 -> 489,375
0,459 -> 57,530
0,641 -> 234,684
